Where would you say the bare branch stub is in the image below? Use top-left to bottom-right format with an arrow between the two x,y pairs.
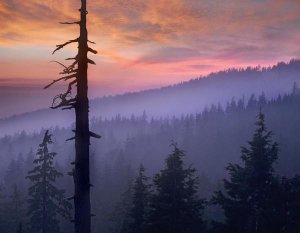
88,40 -> 96,44
87,58 -> 96,65
60,21 -> 80,25
52,38 -> 79,55
89,131 -> 101,139
88,47 -> 98,54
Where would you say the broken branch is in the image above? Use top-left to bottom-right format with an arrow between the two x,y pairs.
60,21 -> 80,25
53,38 -> 79,55
88,47 -> 97,54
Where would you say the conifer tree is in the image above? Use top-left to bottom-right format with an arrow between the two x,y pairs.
4,155 -> 25,193
26,130 -> 71,233
0,185 -> 7,232
212,112 -> 280,233
110,180 -> 133,233
17,223 -> 23,233
6,185 -> 25,233
277,176 -> 300,233
148,144 -> 205,233
129,164 -> 150,233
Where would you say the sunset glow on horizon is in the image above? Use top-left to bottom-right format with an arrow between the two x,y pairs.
1,0 -> 300,95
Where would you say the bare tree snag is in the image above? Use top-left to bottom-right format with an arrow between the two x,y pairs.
44,1 -> 99,233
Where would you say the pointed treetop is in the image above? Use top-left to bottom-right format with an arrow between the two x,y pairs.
166,142 -> 185,168
255,110 -> 266,134
138,164 -> 145,175
41,130 -> 53,146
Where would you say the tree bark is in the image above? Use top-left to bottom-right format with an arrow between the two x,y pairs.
42,131 -> 48,233
74,1 -> 91,233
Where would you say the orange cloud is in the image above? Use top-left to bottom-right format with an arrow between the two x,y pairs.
0,0 -> 300,94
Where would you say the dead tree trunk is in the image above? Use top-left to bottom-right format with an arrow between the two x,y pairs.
44,1 -> 100,233
75,1 -> 91,233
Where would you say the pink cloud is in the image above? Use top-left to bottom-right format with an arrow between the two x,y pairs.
0,0 -> 299,95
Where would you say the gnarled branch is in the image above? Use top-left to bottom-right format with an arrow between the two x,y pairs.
44,74 -> 77,90
53,38 -> 79,55
51,79 -> 77,109
50,61 -> 77,75
60,69 -> 78,75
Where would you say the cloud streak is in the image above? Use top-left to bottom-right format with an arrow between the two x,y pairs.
0,0 -> 299,93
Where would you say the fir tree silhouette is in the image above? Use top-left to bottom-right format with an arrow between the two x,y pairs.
26,130 -> 71,233
129,164 -> 150,233
148,144 -> 205,233
212,112 -> 280,233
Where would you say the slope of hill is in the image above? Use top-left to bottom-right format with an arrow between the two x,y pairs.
1,88 -> 300,178
0,59 -> 300,136
1,90 -> 300,233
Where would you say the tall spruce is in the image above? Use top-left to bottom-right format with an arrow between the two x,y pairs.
148,144 -> 205,233
212,112 -> 280,233
6,185 -> 25,233
26,130 -> 71,233
110,180 -> 133,233
0,185 -> 7,232
17,224 -> 23,233
44,0 -> 100,232
129,164 -> 150,233
277,176 -> 300,233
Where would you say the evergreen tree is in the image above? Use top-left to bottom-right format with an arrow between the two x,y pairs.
0,185 -> 8,232
110,180 -> 133,233
26,130 -> 71,233
6,185 -> 25,233
212,112 -> 280,233
4,154 -> 25,194
129,164 -> 150,233
148,144 -> 205,233
292,82 -> 299,96
17,223 -> 23,233
277,176 -> 300,233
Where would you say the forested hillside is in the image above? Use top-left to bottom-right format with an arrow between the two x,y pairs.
1,84 -> 300,232
1,59 -> 300,136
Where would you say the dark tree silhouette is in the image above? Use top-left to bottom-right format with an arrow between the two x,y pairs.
26,130 -> 71,233
44,1 -> 100,233
277,176 -> 300,233
17,223 -> 22,233
129,164 -> 150,233
6,185 -> 25,233
212,112 -> 280,233
148,144 -> 205,233
0,185 -> 7,233
110,181 -> 133,233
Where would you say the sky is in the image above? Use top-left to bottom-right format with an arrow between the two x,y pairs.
0,0 -> 300,115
